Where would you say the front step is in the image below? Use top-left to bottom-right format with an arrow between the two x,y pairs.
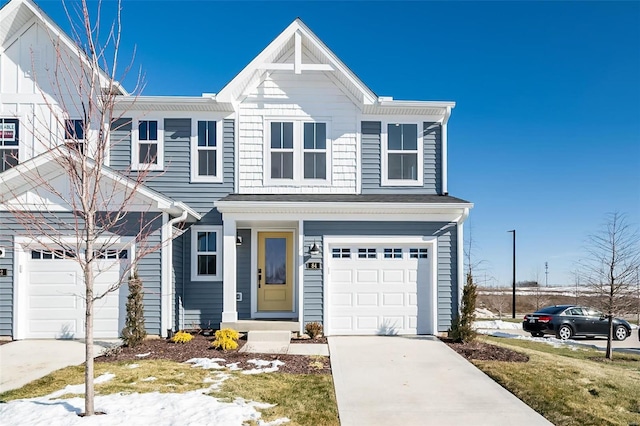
240,330 -> 291,354
220,320 -> 300,333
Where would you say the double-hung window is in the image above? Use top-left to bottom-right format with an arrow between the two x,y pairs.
303,123 -> 326,179
191,226 -> 222,281
382,123 -> 422,186
267,120 -> 329,183
64,119 -> 85,153
0,118 -> 19,172
190,119 -> 223,183
270,122 -> 294,179
133,119 -> 163,170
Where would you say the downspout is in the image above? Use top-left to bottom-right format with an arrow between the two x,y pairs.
456,207 -> 470,315
441,106 -> 452,195
166,209 -> 188,334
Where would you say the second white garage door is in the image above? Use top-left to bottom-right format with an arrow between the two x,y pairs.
25,249 -> 127,339
327,243 -> 432,335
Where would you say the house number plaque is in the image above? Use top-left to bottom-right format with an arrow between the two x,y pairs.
0,269 -> 7,277
306,262 -> 321,270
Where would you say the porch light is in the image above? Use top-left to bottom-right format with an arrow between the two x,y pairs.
309,242 -> 320,255
236,235 -> 243,246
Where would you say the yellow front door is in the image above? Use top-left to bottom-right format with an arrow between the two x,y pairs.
257,232 -> 294,311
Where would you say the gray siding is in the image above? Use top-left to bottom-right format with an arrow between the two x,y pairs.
172,228 -> 185,331
110,118 -> 235,223
361,121 -> 442,195
0,211 -> 164,337
303,221 -> 458,332
178,226 -> 223,329
0,218 -> 14,336
236,229 -> 252,320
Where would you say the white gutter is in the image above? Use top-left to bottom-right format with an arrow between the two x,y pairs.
442,106 -> 452,195
378,100 -> 457,108
215,200 -> 473,214
456,207 -> 470,316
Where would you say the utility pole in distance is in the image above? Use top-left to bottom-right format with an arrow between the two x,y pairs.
508,230 -> 516,318
545,261 -> 549,287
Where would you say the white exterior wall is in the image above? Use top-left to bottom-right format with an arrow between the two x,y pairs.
1,21 -> 85,160
238,66 -> 359,194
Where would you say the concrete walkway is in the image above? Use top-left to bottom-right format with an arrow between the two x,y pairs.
329,336 -> 552,426
0,339 -> 118,393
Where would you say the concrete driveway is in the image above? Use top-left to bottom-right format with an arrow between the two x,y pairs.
329,336 -> 552,426
0,339 -> 118,393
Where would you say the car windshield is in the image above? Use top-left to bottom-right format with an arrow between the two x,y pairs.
534,306 -> 566,315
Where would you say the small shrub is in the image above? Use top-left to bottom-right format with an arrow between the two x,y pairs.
449,271 -> 477,343
120,273 -> 147,348
305,322 -> 323,339
171,331 -> 194,344
212,328 -> 239,351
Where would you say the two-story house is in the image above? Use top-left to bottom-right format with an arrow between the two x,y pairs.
0,0 -> 472,340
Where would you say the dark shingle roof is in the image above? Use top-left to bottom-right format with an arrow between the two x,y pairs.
218,194 -> 471,204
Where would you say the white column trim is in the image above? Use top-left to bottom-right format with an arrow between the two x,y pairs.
222,218 -> 238,323
297,219 -> 305,334
160,212 -> 171,337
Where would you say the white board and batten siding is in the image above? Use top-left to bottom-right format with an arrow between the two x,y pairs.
1,19 -> 87,160
238,67 -> 359,194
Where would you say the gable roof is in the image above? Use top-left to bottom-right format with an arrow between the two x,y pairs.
0,0 -> 127,95
0,148 -> 200,220
216,18 -> 378,105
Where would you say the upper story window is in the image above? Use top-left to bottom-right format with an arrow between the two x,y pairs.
191,226 -> 222,281
270,122 -> 294,179
381,123 -> 423,186
132,119 -> 163,171
267,120 -> 330,184
303,123 -> 326,179
64,119 -> 85,153
191,120 -> 223,183
0,118 -> 19,173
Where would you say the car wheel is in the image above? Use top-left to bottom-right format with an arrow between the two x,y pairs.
557,325 -> 573,340
614,325 -> 628,341
531,332 -> 544,338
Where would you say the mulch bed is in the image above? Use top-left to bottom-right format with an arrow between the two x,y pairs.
441,338 -> 530,362
95,335 -> 331,375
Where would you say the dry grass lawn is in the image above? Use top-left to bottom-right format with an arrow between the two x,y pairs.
474,336 -> 640,426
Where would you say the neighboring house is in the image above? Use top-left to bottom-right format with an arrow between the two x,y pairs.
0,0 -> 472,340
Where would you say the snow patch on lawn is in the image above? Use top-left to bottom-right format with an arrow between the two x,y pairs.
242,360 -> 285,375
0,390 -> 290,425
141,376 -> 157,382
477,329 -> 581,350
127,364 -> 140,369
473,320 -> 522,330
135,352 -> 151,358
45,373 -> 115,399
186,358 -> 227,370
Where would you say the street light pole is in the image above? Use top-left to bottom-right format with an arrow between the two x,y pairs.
508,230 -> 516,318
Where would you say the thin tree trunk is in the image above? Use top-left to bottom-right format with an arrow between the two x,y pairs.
605,316 -> 613,360
84,215 -> 95,415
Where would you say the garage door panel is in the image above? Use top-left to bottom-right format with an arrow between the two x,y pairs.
382,293 -> 404,306
381,269 -> 405,283
331,293 -> 353,306
355,269 -> 379,283
29,295 -> 78,309
28,319 -> 79,339
356,293 -> 378,306
332,269 -> 353,283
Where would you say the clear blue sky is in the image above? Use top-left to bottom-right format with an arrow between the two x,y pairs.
29,1 -> 640,286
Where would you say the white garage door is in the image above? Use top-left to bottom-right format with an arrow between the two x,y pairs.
328,245 -> 431,335
25,249 -> 127,339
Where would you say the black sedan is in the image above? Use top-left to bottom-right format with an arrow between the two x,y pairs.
523,305 -> 632,341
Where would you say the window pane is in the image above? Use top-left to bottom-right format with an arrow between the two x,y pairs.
148,120 -> 158,140
198,121 -> 206,147
138,121 -> 148,140
207,232 -> 217,252
197,232 -> 208,251
304,123 -> 314,149
388,153 -> 417,180
282,122 -> 293,149
207,121 -> 216,146
198,254 -> 216,275
271,122 -> 281,149
139,143 -> 158,164
75,120 -> 85,140
271,152 -> 293,179
388,124 -> 402,150
402,124 -> 417,150
1,149 -> 19,172
198,150 -> 217,176
265,238 -> 286,284
0,119 -> 18,145
65,120 -> 74,139
304,152 -> 326,179
316,123 -> 326,149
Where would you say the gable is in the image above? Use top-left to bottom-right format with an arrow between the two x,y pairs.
216,19 -> 377,106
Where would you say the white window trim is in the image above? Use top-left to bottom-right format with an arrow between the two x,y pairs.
264,118 -> 332,186
190,119 -> 224,183
381,121 -> 423,187
191,225 -> 222,281
0,116 -> 21,171
132,117 -> 164,171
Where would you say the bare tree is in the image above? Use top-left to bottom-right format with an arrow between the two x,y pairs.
578,212 -> 640,360
0,0 -> 174,415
